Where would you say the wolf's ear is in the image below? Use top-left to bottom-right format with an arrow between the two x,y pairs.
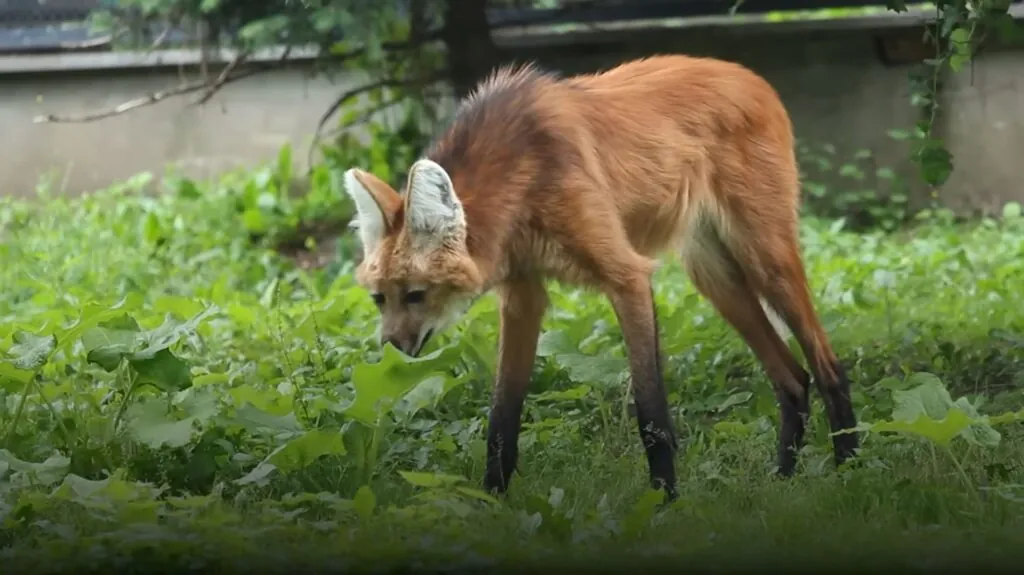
404,159 -> 465,241
343,168 -> 402,253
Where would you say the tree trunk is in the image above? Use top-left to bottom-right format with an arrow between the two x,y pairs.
442,0 -> 502,99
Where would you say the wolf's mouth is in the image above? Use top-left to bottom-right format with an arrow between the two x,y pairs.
413,328 -> 435,357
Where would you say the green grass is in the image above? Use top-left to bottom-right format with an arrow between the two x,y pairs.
2,165 -> 1024,572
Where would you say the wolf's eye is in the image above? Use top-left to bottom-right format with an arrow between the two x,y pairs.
404,290 -> 426,305
371,293 -> 385,306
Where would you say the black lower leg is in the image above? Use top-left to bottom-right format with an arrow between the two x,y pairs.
817,361 -> 859,466
636,405 -> 678,500
776,375 -> 810,477
483,397 -> 525,494
639,285 -> 678,500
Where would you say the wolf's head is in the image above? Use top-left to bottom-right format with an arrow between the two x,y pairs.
343,159 -> 484,356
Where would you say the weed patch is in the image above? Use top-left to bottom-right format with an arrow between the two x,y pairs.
2,167 -> 1024,572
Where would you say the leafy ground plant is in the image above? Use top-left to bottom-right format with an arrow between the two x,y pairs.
2,163 -> 1024,572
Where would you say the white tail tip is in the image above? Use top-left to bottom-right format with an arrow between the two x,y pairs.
760,298 -> 793,342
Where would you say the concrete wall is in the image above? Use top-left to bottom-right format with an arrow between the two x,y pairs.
505,20 -> 1024,214
1,16 -> 1023,214
0,58 -> 360,196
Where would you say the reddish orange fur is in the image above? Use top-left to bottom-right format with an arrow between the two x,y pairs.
344,54 -> 860,497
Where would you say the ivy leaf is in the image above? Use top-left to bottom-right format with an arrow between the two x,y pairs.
915,140 -> 954,187
948,27 -> 972,72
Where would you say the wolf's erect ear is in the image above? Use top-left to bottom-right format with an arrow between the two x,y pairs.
343,168 -> 402,253
404,159 -> 466,242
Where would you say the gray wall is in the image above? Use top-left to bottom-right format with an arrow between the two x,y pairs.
506,21 -> 1024,215
1,17 -> 1023,214
1,59 -> 358,195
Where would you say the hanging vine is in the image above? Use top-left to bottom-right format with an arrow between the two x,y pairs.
886,0 -> 1021,190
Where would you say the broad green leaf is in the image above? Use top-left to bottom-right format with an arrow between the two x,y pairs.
235,462 -> 278,486
343,344 -> 461,426
4,331 -> 56,371
535,384 -> 591,402
265,429 -> 347,473
177,387 -> 221,425
0,449 -> 70,486
398,471 -> 467,488
153,295 -> 206,319
353,485 -> 376,520
81,314 -> 142,371
0,362 -> 33,388
230,383 -> 293,416
716,391 -> 753,412
454,486 -> 500,505
536,330 -> 577,357
391,374 -> 466,421
868,408 -> 974,447
54,295 -> 143,356
890,373 -> 953,422
52,472 -> 159,503
863,373 -> 1001,447
951,396 -> 1001,447
125,401 -> 197,449
129,348 -> 192,392
622,488 -> 667,538
233,402 -> 303,433
990,409 -> 1024,426
134,309 -> 214,360
557,353 -> 628,388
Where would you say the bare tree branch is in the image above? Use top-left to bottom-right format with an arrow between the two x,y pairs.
32,22 -> 444,126
33,81 -> 216,124
32,53 -> 284,124
58,34 -> 113,50
192,50 -> 254,106
148,23 -> 174,53
306,71 -> 448,167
